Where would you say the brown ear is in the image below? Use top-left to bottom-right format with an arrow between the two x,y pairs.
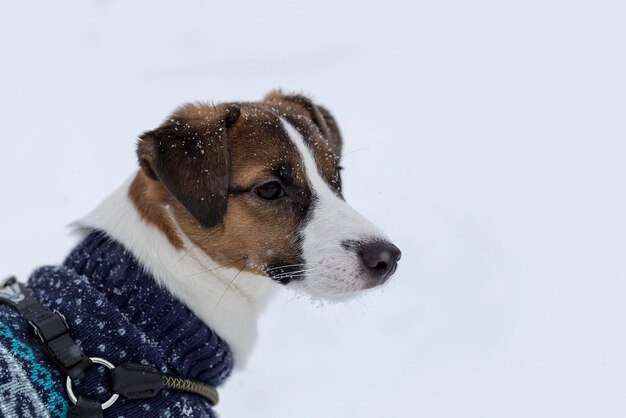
137,103 -> 240,228
315,104 -> 343,156
264,91 -> 343,155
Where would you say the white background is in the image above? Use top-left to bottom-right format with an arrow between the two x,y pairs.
1,1 -> 625,417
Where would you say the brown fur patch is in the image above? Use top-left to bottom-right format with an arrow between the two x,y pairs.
129,172 -> 184,249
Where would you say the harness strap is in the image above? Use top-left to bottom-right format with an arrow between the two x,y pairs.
0,276 -> 92,379
111,363 -> 219,406
163,374 -> 219,405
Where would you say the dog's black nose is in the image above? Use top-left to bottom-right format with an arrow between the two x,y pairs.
358,241 -> 401,280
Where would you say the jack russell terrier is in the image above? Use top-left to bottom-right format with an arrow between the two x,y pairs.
0,91 -> 401,417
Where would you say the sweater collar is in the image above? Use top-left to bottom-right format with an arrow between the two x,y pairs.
59,231 -> 233,386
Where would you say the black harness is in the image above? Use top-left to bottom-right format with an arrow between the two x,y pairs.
0,276 -> 219,418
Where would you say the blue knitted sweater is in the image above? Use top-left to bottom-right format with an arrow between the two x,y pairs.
0,232 -> 233,417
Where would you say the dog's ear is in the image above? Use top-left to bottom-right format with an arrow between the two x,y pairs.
137,103 -> 240,228
264,90 -> 343,155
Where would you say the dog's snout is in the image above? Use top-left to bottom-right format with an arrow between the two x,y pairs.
357,241 -> 401,280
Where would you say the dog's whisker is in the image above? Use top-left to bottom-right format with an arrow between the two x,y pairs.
269,267 -> 326,279
270,273 -> 320,282
265,263 -> 308,272
187,256 -> 247,277
176,225 -> 224,264
271,267 -> 326,276
271,271 -> 320,280
341,147 -> 369,159
209,262 -> 247,319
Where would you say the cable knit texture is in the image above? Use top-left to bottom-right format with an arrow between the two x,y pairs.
0,231 -> 233,417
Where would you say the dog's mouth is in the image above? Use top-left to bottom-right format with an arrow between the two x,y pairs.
265,262 -> 306,285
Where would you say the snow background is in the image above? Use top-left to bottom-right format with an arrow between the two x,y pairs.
1,1 -> 625,417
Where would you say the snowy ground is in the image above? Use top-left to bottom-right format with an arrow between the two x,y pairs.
1,1 -> 625,417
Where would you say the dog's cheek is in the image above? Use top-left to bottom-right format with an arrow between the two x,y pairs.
246,210 -> 305,280
255,227 -> 303,278
179,198 -> 301,276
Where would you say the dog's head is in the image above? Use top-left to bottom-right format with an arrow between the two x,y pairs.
133,91 -> 400,300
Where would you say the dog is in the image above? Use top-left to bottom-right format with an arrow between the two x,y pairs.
0,90 -> 401,417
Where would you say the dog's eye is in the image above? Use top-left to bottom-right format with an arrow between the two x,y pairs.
253,181 -> 285,200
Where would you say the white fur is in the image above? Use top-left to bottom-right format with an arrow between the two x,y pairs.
78,176 -> 279,368
280,119 -> 390,299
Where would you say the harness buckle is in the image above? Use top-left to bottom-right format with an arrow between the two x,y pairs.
29,309 -> 69,344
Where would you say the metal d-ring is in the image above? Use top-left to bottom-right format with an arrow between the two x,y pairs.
66,357 -> 120,410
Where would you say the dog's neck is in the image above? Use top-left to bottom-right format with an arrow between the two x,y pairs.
78,174 -> 279,368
